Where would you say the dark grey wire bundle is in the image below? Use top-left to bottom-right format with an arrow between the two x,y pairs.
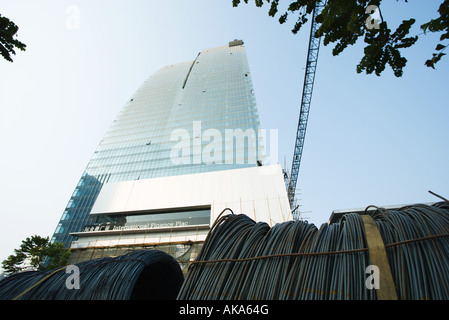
372,202 -> 449,300
0,249 -> 183,300
178,202 -> 449,300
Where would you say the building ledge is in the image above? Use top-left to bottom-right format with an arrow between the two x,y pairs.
70,224 -> 210,237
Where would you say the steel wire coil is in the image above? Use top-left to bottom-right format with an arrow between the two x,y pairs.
178,202 -> 449,300
0,249 -> 184,300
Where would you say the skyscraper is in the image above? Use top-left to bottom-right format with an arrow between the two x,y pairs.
51,41 -> 290,266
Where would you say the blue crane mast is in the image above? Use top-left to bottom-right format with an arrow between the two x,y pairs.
285,1 -> 326,217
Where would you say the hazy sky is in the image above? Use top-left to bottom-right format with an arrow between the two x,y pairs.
0,1 -> 447,270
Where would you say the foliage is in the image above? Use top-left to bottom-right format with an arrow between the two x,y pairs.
42,241 -> 72,271
421,1 -> 449,68
1,235 -> 71,274
0,13 -> 26,62
232,0 -> 448,76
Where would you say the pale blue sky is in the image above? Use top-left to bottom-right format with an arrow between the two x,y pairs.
0,1 -> 447,268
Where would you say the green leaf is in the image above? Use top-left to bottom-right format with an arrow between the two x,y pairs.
425,59 -> 435,69
441,32 -> 449,41
268,0 -> 279,17
0,14 -> 27,62
279,12 -> 288,24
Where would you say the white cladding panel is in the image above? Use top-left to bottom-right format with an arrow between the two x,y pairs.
91,164 -> 291,226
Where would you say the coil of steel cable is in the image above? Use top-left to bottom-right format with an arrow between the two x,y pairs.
178,202 -> 449,300
0,249 -> 183,300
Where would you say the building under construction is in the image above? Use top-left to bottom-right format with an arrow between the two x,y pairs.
47,40 -> 292,276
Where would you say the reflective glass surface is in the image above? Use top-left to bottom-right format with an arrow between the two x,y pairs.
82,208 -> 211,233
52,42 -> 265,247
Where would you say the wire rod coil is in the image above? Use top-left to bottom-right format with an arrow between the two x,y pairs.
0,250 -> 184,300
178,202 -> 449,300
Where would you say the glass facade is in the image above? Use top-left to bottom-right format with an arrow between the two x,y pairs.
51,40 -> 266,247
81,208 -> 211,233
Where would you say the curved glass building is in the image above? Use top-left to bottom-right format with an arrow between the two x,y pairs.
51,41 -> 290,268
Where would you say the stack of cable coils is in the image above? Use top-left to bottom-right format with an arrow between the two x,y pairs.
178,202 -> 449,300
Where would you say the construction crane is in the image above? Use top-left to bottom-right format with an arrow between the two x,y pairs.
285,1 -> 326,218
